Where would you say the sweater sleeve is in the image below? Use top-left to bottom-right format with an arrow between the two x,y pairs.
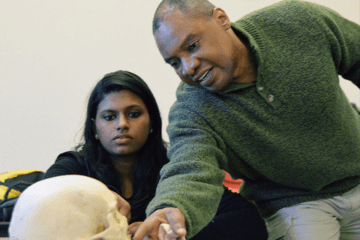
146,86 -> 228,238
303,0 -> 360,85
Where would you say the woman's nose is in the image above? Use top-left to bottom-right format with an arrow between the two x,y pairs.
117,115 -> 129,131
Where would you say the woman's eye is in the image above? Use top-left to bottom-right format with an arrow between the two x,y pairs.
103,115 -> 116,121
128,112 -> 140,118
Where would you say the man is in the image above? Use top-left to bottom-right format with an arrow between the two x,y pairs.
134,0 -> 360,239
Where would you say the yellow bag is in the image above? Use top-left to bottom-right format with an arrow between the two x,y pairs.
0,169 -> 44,222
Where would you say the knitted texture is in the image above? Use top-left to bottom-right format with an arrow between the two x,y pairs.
147,0 -> 360,238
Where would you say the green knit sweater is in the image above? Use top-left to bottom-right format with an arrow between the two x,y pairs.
147,0 -> 360,238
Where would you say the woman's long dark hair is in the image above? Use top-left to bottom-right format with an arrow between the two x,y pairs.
77,70 -> 168,222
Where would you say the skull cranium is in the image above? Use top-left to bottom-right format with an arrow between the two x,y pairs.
9,175 -> 129,240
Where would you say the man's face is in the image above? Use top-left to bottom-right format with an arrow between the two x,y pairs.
154,9 -> 242,92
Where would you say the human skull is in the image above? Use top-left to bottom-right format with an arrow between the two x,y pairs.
9,175 -> 130,240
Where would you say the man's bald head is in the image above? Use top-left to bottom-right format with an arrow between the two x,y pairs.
152,0 -> 215,34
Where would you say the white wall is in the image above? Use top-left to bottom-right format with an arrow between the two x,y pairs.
1,0 -> 359,173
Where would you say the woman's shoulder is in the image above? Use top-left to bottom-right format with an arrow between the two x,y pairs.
44,151 -> 88,179
55,150 -> 85,164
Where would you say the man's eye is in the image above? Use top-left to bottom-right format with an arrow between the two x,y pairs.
170,60 -> 180,69
189,41 -> 199,52
129,112 -> 140,118
103,115 -> 116,121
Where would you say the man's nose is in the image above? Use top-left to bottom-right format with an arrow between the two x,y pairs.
181,57 -> 199,81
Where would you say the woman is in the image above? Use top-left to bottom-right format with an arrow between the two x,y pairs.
44,70 -> 268,239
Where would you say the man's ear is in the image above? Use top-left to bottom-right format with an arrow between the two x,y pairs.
212,7 -> 232,30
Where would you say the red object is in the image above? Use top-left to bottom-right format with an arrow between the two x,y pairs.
222,170 -> 242,193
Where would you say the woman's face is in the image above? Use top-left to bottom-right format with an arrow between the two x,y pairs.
93,90 -> 151,161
